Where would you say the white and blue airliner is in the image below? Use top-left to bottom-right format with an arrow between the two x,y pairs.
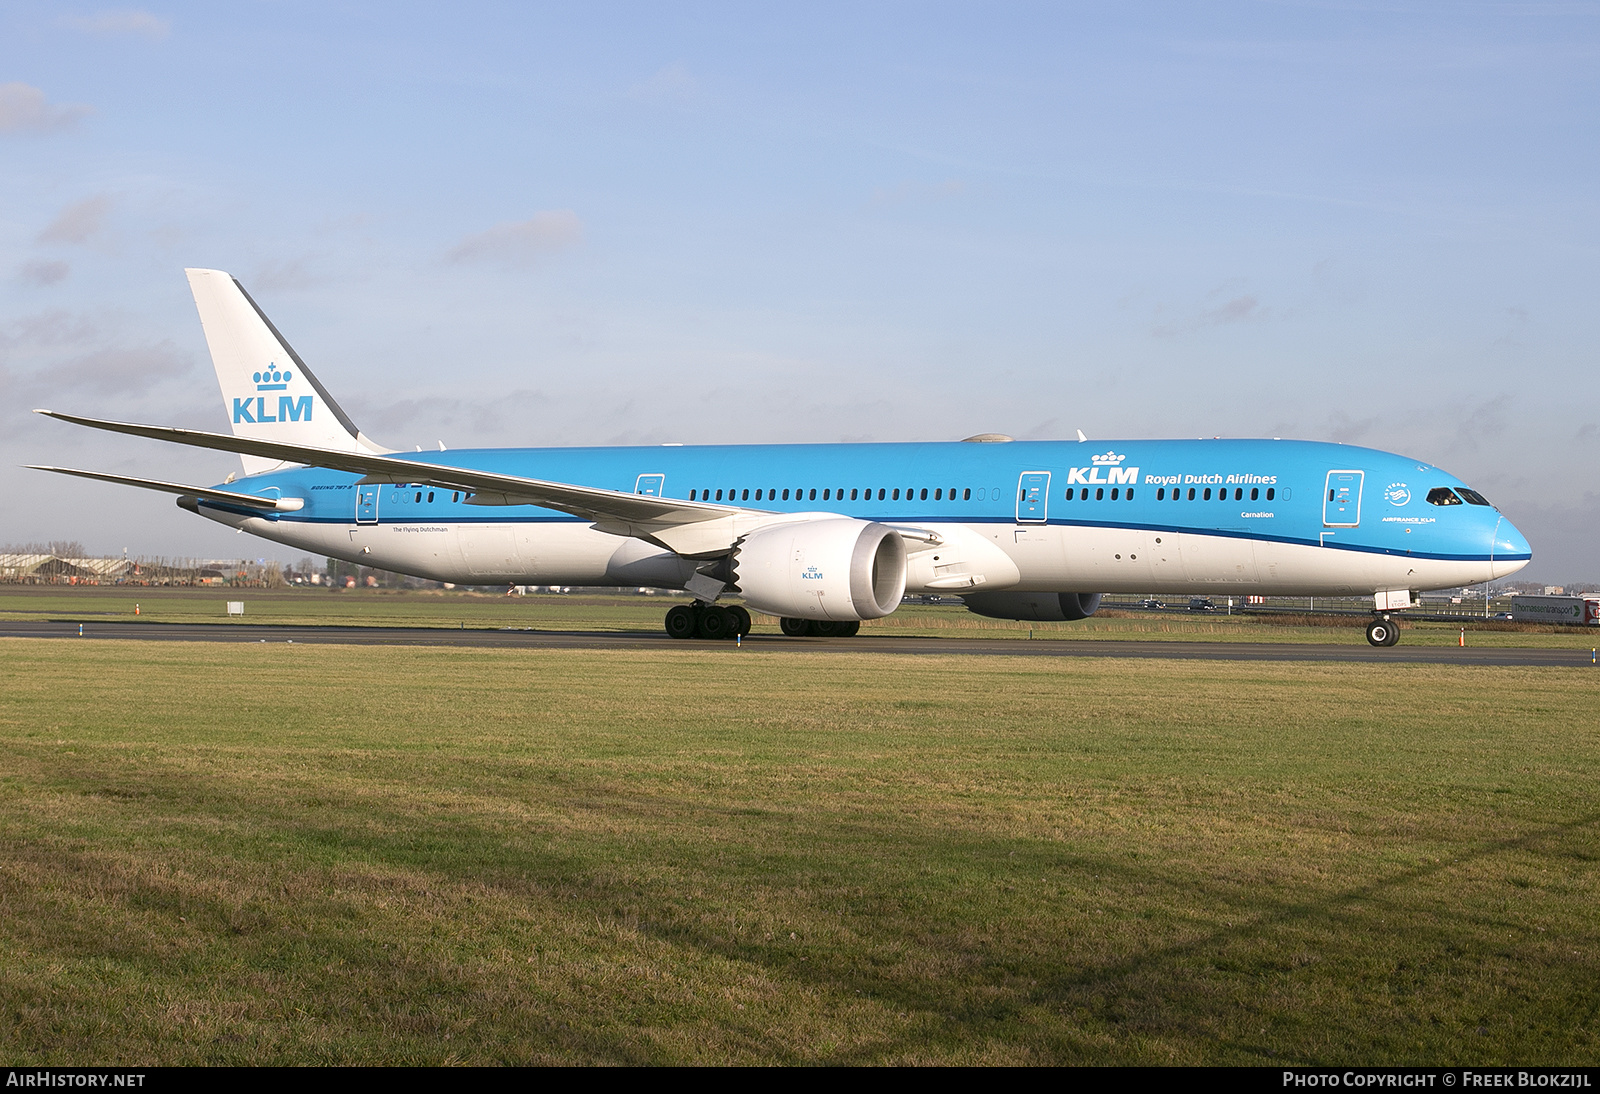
32,270 -> 1531,647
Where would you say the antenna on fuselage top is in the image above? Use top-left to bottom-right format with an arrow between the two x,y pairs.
1076,429 -> 1088,442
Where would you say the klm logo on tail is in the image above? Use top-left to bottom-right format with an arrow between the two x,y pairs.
234,396 -> 311,423
254,363 -> 292,391
235,361 -> 312,423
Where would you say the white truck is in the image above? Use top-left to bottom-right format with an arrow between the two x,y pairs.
1508,595 -> 1600,625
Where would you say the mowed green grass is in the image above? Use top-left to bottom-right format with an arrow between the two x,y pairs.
1,585 -> 1592,647
1,639 -> 1597,1065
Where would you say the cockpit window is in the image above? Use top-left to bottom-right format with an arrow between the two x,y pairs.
1427,487 -> 1464,506
1456,488 -> 1493,507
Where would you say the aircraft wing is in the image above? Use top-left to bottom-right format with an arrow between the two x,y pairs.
32,409 -> 742,531
27,465 -> 307,511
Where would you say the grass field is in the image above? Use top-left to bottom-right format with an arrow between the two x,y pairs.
2,585 -> 1596,647
1,638 -> 1596,1064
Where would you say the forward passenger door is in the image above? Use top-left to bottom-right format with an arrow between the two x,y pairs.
1323,471 -> 1363,527
1016,472 -> 1050,523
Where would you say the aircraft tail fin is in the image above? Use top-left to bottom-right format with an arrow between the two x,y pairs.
184,268 -> 388,474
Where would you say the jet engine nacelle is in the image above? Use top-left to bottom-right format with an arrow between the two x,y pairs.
963,591 -> 1103,622
733,517 -> 907,621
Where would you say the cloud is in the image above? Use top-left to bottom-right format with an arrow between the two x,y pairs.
18,260 -> 70,286
1151,293 -> 1265,338
60,9 -> 171,40
446,211 -> 583,266
250,257 -> 320,293
33,341 -> 191,395
37,195 -> 112,245
0,83 -> 92,134
1204,295 -> 1259,325
1324,410 -> 1377,445
0,309 -> 102,352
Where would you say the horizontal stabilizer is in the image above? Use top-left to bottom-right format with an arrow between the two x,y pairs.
27,465 -> 306,511
32,409 -> 745,533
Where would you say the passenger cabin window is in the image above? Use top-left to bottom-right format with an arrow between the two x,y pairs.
1427,487 -> 1464,506
1266,488 -> 1275,501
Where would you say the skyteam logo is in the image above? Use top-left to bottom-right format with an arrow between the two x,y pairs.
234,360 -> 313,424
1384,482 -> 1412,506
254,362 -> 292,391
1069,451 -> 1138,486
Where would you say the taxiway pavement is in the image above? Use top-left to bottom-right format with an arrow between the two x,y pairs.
0,620 -> 1589,667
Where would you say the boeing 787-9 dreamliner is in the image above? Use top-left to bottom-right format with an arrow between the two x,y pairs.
31,269 -> 1531,647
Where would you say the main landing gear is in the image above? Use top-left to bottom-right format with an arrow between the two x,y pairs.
1365,615 -> 1402,647
779,618 -> 861,638
661,603 -> 863,639
664,602 -> 752,641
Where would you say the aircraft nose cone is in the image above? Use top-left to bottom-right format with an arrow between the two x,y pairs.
1492,517 -> 1532,578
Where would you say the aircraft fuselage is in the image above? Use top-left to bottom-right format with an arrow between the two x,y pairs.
196,436 -> 1530,597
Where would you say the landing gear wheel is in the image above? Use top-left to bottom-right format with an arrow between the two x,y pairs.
809,620 -> 840,637
697,605 -> 732,640
779,617 -> 810,637
665,604 -> 696,640
837,620 -> 861,637
726,605 -> 752,637
1366,616 -> 1400,647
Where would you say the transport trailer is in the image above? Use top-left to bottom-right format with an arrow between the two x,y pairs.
1508,594 -> 1600,625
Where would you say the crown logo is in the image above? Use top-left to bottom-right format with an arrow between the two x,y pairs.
1090,451 -> 1126,465
253,362 -> 292,391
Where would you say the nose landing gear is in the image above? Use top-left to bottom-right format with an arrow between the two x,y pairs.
664,601 -> 753,640
1365,615 -> 1402,647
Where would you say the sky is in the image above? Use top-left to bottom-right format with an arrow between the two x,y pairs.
1,1 -> 1596,581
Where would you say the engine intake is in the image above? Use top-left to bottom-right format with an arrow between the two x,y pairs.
733,517 -> 907,621
963,591 -> 1103,622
